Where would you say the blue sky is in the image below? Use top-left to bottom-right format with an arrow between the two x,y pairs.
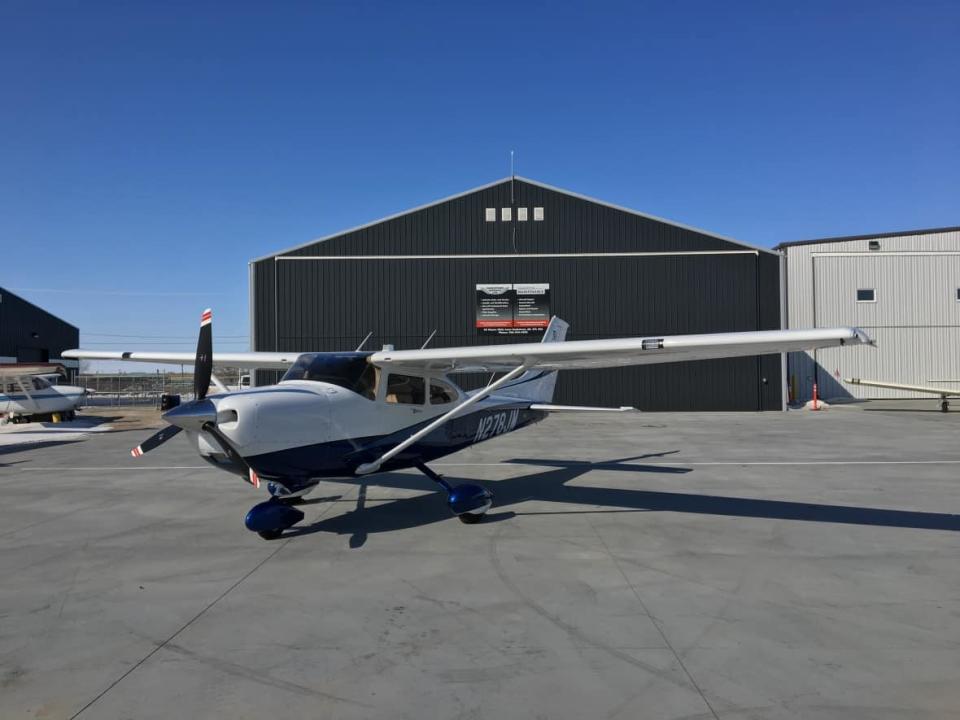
1,1 -> 957,358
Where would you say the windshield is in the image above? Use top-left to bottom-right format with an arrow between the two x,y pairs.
281,353 -> 376,399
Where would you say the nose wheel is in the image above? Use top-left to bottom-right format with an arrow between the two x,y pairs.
415,462 -> 492,523
244,497 -> 305,539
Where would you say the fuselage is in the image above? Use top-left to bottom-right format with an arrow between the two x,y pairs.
191,378 -> 546,488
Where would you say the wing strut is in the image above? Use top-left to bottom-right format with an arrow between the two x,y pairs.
355,364 -> 528,475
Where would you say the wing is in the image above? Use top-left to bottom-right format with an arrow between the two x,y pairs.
0,365 -> 57,380
845,378 -> 960,396
61,350 -> 299,370
370,326 -> 872,373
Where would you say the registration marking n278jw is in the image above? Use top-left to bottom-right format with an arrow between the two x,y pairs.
475,409 -> 520,442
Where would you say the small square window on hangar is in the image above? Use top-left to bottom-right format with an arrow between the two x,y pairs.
856,288 -> 876,302
517,207 -> 528,221
501,207 -> 512,222
533,207 -> 544,221
484,208 -> 496,222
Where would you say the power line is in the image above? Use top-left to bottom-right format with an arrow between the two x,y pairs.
78,341 -> 252,346
82,333 -> 249,339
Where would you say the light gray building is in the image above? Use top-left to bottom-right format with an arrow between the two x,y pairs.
778,226 -> 960,402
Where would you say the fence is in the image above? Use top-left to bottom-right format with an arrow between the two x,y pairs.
77,369 -> 246,407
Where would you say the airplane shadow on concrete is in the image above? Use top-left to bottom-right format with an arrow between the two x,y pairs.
0,439 -> 85,456
281,450 -> 960,546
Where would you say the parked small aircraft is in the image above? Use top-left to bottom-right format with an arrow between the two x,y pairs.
65,310 -> 870,539
0,366 -> 87,422
845,377 -> 960,412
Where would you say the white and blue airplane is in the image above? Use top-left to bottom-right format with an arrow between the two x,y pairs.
65,310 -> 870,539
0,366 -> 87,423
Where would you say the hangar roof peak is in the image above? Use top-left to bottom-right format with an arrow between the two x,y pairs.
251,176 -> 776,263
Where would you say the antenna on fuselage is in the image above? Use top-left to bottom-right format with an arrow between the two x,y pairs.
355,331 -> 373,351
420,329 -> 438,349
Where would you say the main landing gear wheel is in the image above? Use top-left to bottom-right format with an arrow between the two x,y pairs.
448,483 -> 493,523
413,462 -> 493,524
257,529 -> 283,540
941,399 -> 950,413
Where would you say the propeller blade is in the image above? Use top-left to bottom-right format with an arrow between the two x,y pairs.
194,308 -> 213,401
202,422 -> 259,488
131,425 -> 183,458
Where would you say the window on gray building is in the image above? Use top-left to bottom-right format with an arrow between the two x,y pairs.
856,288 -> 876,303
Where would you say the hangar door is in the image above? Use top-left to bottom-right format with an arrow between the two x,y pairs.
264,251 -> 782,410
812,253 -> 960,398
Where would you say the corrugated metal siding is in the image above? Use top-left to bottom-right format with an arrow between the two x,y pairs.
0,287 -> 79,367
253,179 -> 782,409
784,229 -> 960,400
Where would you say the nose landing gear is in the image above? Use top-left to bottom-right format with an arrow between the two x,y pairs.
244,498 -> 305,540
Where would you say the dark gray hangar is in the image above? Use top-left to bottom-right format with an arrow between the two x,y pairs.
249,177 -> 784,411
0,287 -> 80,380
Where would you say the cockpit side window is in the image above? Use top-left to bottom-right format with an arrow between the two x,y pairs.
385,373 -> 425,405
429,379 -> 458,405
32,377 -> 50,390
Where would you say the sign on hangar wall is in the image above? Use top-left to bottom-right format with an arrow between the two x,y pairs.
475,283 -> 551,335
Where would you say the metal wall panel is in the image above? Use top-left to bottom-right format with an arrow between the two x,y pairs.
0,287 -> 79,367
252,179 -> 783,409
282,180 -> 742,258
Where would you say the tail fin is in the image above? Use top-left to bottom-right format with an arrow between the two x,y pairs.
499,316 -> 569,402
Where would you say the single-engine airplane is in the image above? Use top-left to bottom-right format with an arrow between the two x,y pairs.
65,310 -> 870,539
0,366 -> 87,423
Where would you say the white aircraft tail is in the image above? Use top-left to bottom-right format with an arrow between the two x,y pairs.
499,316 -> 569,402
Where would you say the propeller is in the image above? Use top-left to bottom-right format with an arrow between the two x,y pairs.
194,308 -> 213,401
128,308 -> 260,487
131,425 -> 183,457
